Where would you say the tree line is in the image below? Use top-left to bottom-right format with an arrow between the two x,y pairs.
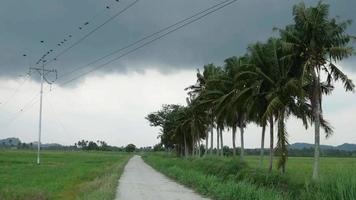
146,1 -> 355,180
75,140 -> 136,152
201,146 -> 356,158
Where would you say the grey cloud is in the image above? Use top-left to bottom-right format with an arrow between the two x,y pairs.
0,0 -> 355,82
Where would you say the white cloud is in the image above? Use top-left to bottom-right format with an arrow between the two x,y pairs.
0,69 -> 196,147
1,66 -> 356,148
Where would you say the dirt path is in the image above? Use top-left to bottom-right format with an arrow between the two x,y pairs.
116,155 -> 210,200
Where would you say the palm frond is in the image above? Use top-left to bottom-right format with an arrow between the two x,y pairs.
329,62 -> 355,91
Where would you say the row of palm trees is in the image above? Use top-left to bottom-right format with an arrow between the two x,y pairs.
147,2 -> 355,180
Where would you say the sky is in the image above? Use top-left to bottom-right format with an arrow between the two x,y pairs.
0,0 -> 356,148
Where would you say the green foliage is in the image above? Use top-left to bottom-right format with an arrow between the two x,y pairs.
153,143 -> 164,151
146,103 -> 209,157
144,154 -> 284,200
146,104 -> 186,150
144,153 -> 356,200
302,172 -> 356,200
0,150 -> 130,200
125,144 -> 136,152
75,140 -> 119,151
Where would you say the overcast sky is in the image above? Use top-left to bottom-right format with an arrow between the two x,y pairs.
0,0 -> 355,148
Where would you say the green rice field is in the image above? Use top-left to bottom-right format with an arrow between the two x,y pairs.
0,150 -> 131,200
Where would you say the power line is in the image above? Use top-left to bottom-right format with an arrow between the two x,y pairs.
0,74 -> 31,109
33,0 -> 125,65
2,93 -> 39,128
45,0 -> 140,66
46,94 -> 69,135
5,0 -> 237,117
57,0 -> 233,80
84,0 -> 121,27
60,0 -> 238,86
2,85 -> 52,128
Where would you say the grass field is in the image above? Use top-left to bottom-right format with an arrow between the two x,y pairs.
245,155 -> 356,185
143,153 -> 356,200
0,150 -> 131,200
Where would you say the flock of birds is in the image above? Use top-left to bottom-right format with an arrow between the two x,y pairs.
22,0 -> 122,66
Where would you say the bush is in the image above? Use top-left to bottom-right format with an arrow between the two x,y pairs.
125,144 -> 136,152
153,143 -> 164,151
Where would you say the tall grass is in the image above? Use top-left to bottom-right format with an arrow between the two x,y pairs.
144,154 -> 285,200
143,153 -> 356,200
74,156 -> 130,200
302,172 -> 356,200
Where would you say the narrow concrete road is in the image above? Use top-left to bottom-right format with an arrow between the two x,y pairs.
116,155 -> 210,200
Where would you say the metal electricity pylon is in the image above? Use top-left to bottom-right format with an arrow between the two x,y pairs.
29,61 -> 57,165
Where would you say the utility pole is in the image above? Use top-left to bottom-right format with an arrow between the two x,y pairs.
30,61 -> 57,165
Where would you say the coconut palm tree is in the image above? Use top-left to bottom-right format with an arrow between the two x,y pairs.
186,64 -> 225,155
213,56 -> 251,160
223,57 -> 244,157
278,2 -> 355,179
238,38 -> 306,173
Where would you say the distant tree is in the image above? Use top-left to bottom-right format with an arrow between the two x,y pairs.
125,144 -> 136,152
87,141 -> 99,150
153,143 -> 164,152
98,140 -> 109,151
146,104 -> 183,151
77,140 -> 89,149
18,143 -> 29,149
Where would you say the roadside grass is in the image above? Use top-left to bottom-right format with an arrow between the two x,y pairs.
143,153 -> 284,200
0,150 -> 131,200
143,153 -> 356,200
246,155 -> 356,199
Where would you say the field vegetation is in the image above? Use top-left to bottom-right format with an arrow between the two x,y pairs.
0,150 -> 130,200
144,153 -> 356,200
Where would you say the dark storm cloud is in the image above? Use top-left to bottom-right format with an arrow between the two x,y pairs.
1,0 -> 356,81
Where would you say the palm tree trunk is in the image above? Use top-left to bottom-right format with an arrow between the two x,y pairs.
232,126 -> 236,156
268,116 -> 274,173
184,132 -> 188,158
277,110 -> 287,175
192,135 -> 195,157
197,131 -> 201,157
312,70 -> 321,180
240,127 -> 244,161
217,128 -> 220,155
180,145 -> 183,157
205,130 -> 209,156
259,125 -> 266,168
197,132 -> 201,157
220,128 -> 224,156
210,124 -> 213,155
